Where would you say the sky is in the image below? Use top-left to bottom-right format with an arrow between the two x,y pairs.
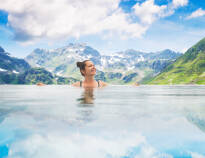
0,0 -> 205,58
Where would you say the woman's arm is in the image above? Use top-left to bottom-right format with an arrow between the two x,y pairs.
72,81 -> 80,87
100,80 -> 108,87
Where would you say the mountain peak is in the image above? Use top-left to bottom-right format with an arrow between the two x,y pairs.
162,49 -> 174,52
0,46 -> 10,56
33,48 -> 47,54
67,43 -> 87,48
125,49 -> 142,54
0,46 -> 5,53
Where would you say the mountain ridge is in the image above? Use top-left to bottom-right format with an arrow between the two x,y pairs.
146,37 -> 205,84
0,44 -> 183,84
0,46 -> 78,84
25,43 -> 182,84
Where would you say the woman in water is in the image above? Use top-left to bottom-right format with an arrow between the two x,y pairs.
72,60 -> 107,88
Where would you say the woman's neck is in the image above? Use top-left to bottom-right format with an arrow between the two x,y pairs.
84,76 -> 95,83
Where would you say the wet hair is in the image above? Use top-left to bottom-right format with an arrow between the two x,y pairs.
76,60 -> 90,76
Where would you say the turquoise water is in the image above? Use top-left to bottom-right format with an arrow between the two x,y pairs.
0,85 -> 205,158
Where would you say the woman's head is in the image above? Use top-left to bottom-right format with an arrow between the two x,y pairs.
76,60 -> 96,77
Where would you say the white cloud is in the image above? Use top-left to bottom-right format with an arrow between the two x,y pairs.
190,152 -> 205,158
172,0 -> 188,8
132,0 -> 188,26
159,0 -> 188,17
0,0 -> 147,42
187,8 -> 205,19
0,0 -> 188,44
8,131 -> 174,158
133,0 -> 167,25
8,132 -> 144,158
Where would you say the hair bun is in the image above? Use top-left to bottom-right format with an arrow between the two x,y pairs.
76,62 -> 82,68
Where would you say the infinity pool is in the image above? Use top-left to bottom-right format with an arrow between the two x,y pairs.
0,85 -> 205,158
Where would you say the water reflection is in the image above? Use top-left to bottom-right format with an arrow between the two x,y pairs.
0,107 -> 25,124
0,108 -> 13,124
185,107 -> 205,133
1,85 -> 205,158
76,88 -> 95,123
77,88 -> 95,105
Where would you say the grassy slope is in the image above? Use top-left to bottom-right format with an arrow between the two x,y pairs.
146,38 -> 205,84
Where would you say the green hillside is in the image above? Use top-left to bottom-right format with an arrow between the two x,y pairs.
146,38 -> 205,84
0,67 -> 78,85
18,68 -> 78,85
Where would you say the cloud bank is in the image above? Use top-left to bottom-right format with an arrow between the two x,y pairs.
187,8 -> 205,19
0,0 -> 188,43
8,131 -> 173,158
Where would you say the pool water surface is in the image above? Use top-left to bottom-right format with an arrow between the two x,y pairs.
0,85 -> 205,158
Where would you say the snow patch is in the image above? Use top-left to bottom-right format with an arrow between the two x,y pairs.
56,70 -> 64,76
12,70 -> 19,74
79,48 -> 85,51
116,54 -> 124,58
0,68 -> 7,72
127,66 -> 135,71
101,58 -> 107,67
66,48 -> 77,52
47,69 -> 53,72
137,55 -> 145,62
67,55 -> 72,58
87,54 -> 92,59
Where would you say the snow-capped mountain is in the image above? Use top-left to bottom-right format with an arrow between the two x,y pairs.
0,46 -> 79,84
0,46 -> 31,84
26,43 -> 102,78
0,46 -> 30,74
25,43 -> 182,84
100,49 -> 181,72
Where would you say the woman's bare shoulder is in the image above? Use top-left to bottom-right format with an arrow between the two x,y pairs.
72,81 -> 81,87
99,80 -> 108,87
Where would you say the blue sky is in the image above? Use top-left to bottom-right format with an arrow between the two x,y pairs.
0,0 -> 205,57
